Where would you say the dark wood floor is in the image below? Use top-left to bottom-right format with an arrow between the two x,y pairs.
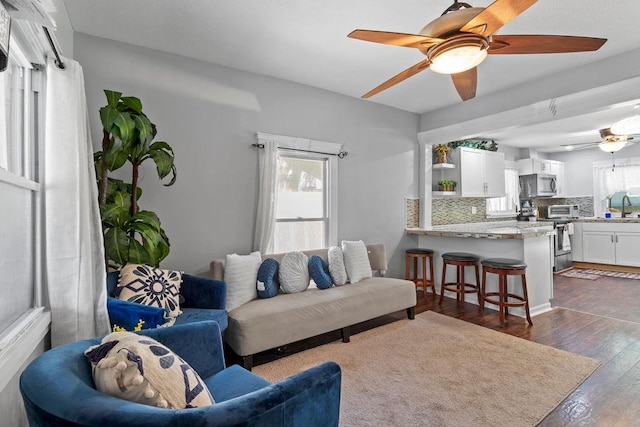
229,274 -> 640,426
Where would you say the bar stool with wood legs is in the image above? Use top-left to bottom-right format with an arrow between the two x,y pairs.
405,248 -> 435,298
479,258 -> 533,325
439,252 -> 480,306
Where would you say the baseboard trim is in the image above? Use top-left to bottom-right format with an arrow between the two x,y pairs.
572,262 -> 640,274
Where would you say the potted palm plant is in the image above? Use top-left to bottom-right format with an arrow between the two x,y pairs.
94,90 -> 177,269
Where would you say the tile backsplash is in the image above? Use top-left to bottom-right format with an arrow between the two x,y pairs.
431,195 -> 594,226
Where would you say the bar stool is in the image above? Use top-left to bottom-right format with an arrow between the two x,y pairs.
405,248 -> 435,298
439,252 -> 480,306
479,258 -> 532,325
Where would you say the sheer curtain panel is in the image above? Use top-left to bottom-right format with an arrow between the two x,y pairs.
253,140 -> 279,253
44,57 -> 109,346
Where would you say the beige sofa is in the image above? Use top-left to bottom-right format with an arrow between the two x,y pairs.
210,243 -> 417,370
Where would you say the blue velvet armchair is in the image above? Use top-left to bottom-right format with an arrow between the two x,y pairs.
20,321 -> 341,427
106,271 -> 229,331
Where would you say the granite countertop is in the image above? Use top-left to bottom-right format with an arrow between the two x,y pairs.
574,217 -> 640,224
406,220 -> 555,240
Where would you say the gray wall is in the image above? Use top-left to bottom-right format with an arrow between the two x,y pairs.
74,33 -> 420,277
420,47 -> 640,132
549,143 -> 640,196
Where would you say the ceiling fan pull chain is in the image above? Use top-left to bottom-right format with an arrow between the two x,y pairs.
441,0 -> 474,16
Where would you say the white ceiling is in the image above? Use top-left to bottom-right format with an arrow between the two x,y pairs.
61,0 -> 640,151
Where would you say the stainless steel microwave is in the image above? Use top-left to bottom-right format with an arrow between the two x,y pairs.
548,204 -> 579,219
519,173 -> 557,198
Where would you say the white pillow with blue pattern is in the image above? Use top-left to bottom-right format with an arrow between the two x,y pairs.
84,331 -> 214,408
116,264 -> 183,327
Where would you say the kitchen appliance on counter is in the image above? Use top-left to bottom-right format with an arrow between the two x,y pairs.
519,173 -> 557,198
548,204 -> 579,219
517,199 -> 538,221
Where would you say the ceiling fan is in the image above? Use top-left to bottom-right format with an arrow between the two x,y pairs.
562,128 -> 639,153
348,0 -> 607,101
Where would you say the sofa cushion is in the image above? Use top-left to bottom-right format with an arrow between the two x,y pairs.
116,264 -> 183,326
327,246 -> 348,286
225,251 -> 262,312
84,331 -> 214,408
257,258 -> 280,299
341,240 -> 373,284
279,251 -> 310,294
308,255 -> 333,290
225,277 -> 416,356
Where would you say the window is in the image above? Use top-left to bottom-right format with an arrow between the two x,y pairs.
256,132 -> 341,254
0,43 -> 41,340
593,158 -> 640,217
273,155 -> 328,252
486,164 -> 519,217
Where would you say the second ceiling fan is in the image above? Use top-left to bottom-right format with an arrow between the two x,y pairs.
349,0 -> 607,101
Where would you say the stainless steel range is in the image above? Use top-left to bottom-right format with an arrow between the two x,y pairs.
546,218 -> 574,271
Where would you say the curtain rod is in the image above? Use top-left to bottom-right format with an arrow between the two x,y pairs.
43,26 -> 65,69
252,143 -> 348,159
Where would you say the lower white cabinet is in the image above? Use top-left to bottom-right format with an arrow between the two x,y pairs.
582,223 -> 640,267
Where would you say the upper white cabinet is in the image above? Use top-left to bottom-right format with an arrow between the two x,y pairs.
517,158 -> 565,197
459,147 -> 505,197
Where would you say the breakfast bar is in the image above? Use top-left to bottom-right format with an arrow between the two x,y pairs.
407,221 -> 556,318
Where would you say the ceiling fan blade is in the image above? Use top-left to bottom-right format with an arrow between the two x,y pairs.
451,67 -> 478,101
460,0 -> 538,36
489,35 -> 607,54
348,30 -> 443,49
362,59 -> 431,98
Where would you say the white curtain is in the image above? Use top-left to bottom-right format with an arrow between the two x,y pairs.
253,140 -> 279,253
593,158 -> 640,217
44,57 -> 109,347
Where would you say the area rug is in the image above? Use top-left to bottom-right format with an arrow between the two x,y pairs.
557,269 -> 600,280
253,311 -> 600,427
558,268 -> 640,281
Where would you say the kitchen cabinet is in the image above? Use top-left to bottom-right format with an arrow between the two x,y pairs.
517,158 -> 565,197
548,161 -> 565,197
459,147 -> 505,197
581,222 -> 640,267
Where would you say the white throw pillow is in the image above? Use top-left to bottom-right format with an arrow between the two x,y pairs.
328,246 -> 348,286
341,240 -> 372,284
279,251 -> 310,293
224,251 -> 262,312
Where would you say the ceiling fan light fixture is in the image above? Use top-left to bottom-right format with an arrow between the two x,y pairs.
598,140 -> 627,153
428,34 -> 489,74
610,115 -> 640,135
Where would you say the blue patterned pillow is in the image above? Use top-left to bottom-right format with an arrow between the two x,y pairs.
257,258 -> 279,298
116,264 -> 183,326
309,255 -> 333,290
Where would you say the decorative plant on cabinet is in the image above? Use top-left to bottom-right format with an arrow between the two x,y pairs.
434,144 -> 450,164
94,90 -> 177,270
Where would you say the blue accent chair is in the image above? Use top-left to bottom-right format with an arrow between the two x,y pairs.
20,321 -> 342,427
106,271 -> 229,331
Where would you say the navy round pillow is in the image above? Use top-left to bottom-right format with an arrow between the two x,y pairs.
308,255 -> 333,290
257,258 -> 279,298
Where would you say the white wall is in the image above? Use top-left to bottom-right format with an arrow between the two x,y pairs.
74,33 -> 420,277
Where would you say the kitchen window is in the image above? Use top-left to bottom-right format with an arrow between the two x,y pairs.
593,158 -> 640,217
486,163 -> 519,217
